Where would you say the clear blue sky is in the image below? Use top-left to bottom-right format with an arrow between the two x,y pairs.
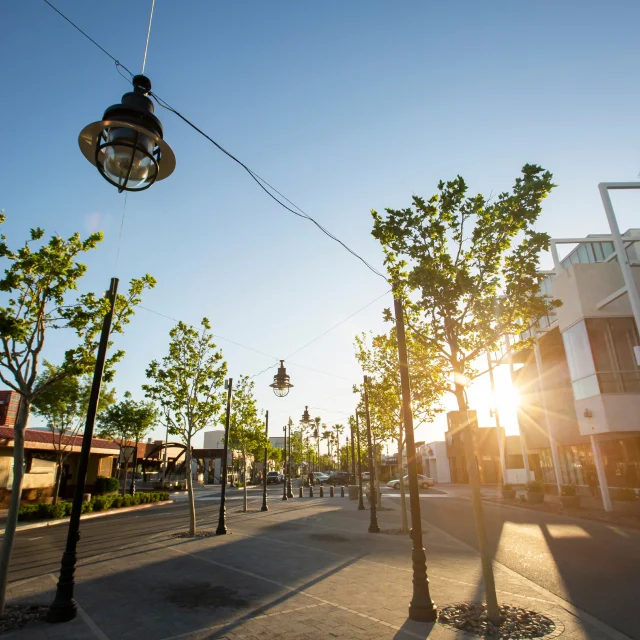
2,1 -> 640,448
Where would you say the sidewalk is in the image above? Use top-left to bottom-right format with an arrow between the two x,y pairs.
3,496 -> 629,639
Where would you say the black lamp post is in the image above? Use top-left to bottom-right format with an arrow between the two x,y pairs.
363,377 -> 379,533
79,75 -> 175,192
270,360 -> 293,397
287,421 -> 294,499
350,427 -> 356,484
216,378 -> 233,535
282,426 -> 288,501
48,278 -> 119,623
261,410 -> 269,512
355,412 -> 365,511
393,296 -> 437,621
345,436 -> 350,478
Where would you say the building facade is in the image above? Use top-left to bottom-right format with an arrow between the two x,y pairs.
513,229 -> 640,506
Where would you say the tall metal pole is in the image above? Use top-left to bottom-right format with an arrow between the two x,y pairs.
363,377 -> 379,533
282,426 -> 288,501
356,412 -> 365,510
261,411 -> 269,512
129,436 -> 138,496
486,351 -> 507,484
48,277 -> 119,623
350,425 -> 356,483
393,296 -> 437,622
287,421 -> 294,498
345,437 -> 350,477
216,378 -> 233,535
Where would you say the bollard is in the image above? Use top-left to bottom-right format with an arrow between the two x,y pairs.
309,486 -> 314,498
340,486 -> 345,498
320,486 -> 324,497
330,485 -> 334,497
299,486 -> 303,498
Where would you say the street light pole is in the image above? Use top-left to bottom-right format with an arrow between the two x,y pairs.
282,426 -> 288,501
48,277 -> 119,623
216,378 -> 233,535
356,411 -> 365,511
261,410 -> 269,512
363,377 -> 379,533
287,421 -> 294,498
350,428 -> 356,483
393,296 -> 437,622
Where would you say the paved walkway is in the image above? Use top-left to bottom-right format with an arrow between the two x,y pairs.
3,494 -> 630,639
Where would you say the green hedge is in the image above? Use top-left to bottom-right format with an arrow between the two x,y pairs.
95,476 -> 120,494
18,491 -> 170,522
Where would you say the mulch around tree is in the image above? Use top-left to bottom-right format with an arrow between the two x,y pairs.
438,602 -> 561,638
0,605 -> 48,635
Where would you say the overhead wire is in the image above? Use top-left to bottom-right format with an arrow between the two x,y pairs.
41,0 -> 389,283
141,0 -> 155,75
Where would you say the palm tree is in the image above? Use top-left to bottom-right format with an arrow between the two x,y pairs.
321,427 -> 332,470
333,424 -> 344,470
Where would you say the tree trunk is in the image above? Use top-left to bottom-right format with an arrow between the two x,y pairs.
242,445 -> 248,513
397,429 -> 408,534
52,454 -> 63,506
455,382 -> 500,624
0,396 -> 30,616
121,458 -> 129,496
185,435 -> 196,536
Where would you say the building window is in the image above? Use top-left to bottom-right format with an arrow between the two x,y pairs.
585,318 -> 640,394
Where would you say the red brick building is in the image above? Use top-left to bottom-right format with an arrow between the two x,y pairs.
0,391 -> 20,428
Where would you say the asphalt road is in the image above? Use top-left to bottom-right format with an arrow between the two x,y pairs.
8,485 -> 640,638
384,487 -> 640,639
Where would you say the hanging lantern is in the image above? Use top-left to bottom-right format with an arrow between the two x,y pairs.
301,406 -> 311,425
78,75 -> 175,192
269,360 -> 293,398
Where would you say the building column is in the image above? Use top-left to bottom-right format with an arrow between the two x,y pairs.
506,335 -> 532,481
590,435 -> 612,512
533,339 -> 563,495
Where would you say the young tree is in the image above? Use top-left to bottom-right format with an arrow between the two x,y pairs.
354,326 -> 444,531
31,363 -> 116,504
0,214 -> 155,614
321,428 -> 332,469
226,375 -> 266,512
143,319 -> 227,535
97,392 -> 157,494
333,424 -> 344,469
371,164 -> 556,622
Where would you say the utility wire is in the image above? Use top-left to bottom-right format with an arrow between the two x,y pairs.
41,0 -> 389,282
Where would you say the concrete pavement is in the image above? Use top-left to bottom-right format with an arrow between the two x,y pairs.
1,486 -> 631,639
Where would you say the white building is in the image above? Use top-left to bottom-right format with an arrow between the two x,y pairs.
419,441 -> 451,484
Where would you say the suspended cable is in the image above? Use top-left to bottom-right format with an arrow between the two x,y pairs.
41,0 -> 389,282
42,0 -> 135,78
141,0 -> 155,74
285,288 -> 391,360
114,192 -> 128,275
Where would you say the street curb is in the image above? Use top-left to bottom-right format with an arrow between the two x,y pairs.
0,500 -> 174,535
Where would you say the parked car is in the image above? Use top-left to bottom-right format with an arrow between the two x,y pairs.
326,471 -> 350,486
361,472 -> 370,482
312,472 -> 330,484
387,475 -> 434,490
266,471 -> 281,485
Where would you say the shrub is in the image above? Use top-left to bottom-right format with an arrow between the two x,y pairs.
92,495 -> 113,511
502,484 -> 513,491
111,495 -> 124,508
614,487 -> 637,502
81,499 -> 94,513
18,504 -> 40,521
561,485 -> 577,496
122,494 -> 133,507
95,476 -> 120,495
158,491 -> 169,501
526,481 -> 542,493
63,501 -> 73,516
